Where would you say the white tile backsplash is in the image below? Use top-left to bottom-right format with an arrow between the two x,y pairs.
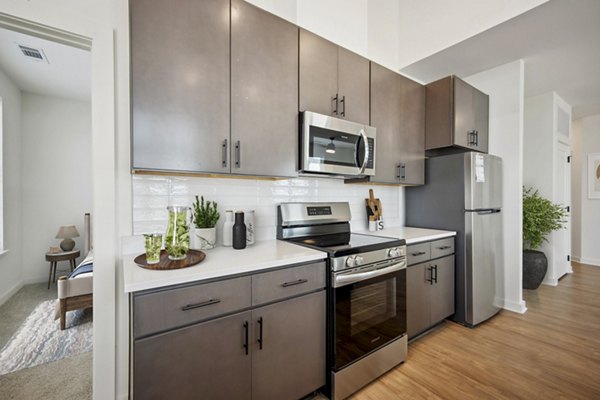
132,175 -> 405,242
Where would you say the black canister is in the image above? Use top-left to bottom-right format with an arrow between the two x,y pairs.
232,211 -> 247,250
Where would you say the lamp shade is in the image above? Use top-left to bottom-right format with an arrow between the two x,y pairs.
56,225 -> 80,239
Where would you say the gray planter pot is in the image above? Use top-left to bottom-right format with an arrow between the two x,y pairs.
523,250 -> 548,289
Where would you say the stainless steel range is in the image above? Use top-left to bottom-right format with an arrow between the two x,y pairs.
277,202 -> 407,400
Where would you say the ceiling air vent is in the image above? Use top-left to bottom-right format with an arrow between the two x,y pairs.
17,45 -> 49,63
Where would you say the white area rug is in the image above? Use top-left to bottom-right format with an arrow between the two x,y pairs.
0,300 -> 92,376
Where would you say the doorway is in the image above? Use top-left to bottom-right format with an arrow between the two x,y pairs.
554,141 -> 572,279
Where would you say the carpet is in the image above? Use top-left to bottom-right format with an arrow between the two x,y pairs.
0,300 -> 92,376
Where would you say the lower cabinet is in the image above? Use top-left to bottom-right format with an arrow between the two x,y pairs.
407,240 -> 455,339
132,261 -> 326,400
134,311 -> 253,400
252,291 -> 326,400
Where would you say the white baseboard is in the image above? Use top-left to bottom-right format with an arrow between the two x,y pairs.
572,256 -> 600,267
503,299 -> 527,314
542,277 -> 558,286
23,276 -> 49,285
0,281 -> 24,307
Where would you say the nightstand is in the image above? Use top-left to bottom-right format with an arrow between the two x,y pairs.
46,250 -> 80,289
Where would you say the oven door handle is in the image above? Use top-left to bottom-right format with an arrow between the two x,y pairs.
333,259 -> 406,288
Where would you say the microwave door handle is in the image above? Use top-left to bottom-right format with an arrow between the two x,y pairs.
357,129 -> 369,174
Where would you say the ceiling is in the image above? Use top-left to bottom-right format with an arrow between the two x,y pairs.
0,27 -> 90,101
401,0 -> 600,119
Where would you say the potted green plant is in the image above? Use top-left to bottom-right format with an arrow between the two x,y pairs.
522,187 -> 567,289
191,195 -> 220,250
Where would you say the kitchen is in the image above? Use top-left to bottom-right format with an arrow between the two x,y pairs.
1,0 -> 600,398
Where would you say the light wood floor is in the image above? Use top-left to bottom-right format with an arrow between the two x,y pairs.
350,262 -> 600,399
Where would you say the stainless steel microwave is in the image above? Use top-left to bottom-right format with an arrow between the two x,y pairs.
300,111 -> 376,176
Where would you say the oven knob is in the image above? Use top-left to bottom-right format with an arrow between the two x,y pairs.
354,256 -> 364,266
345,256 -> 356,268
388,248 -> 400,258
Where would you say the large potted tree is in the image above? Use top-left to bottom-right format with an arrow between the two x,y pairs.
522,187 -> 567,289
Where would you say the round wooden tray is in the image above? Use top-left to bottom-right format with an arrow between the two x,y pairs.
134,249 -> 206,270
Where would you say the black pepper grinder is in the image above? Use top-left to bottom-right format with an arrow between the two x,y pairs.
232,211 -> 247,250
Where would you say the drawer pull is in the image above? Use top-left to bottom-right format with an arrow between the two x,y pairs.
281,278 -> 308,288
411,251 -> 426,256
437,246 -> 451,250
181,298 -> 221,311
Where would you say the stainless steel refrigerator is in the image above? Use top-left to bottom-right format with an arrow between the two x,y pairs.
406,152 -> 502,326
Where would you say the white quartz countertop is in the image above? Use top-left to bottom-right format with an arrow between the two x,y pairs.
357,226 -> 456,245
123,239 -> 327,293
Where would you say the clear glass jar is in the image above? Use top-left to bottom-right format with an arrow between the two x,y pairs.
165,206 -> 190,260
143,233 -> 163,264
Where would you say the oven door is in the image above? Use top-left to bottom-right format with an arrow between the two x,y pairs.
301,111 -> 375,176
332,259 -> 407,371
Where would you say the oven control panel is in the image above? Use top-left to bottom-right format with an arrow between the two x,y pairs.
333,246 -> 407,272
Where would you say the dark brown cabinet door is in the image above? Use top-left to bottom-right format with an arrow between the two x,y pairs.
430,255 -> 455,324
231,0 -> 299,177
371,63 -> 425,184
338,47 -> 370,124
426,76 -> 489,154
398,75 -> 425,185
299,29 -> 339,116
252,291 -> 326,400
407,262 -> 431,338
131,0 -> 230,173
453,77 -> 475,149
133,311 -> 252,400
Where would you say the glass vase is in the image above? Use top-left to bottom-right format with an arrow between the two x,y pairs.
143,233 -> 163,264
165,206 -> 190,261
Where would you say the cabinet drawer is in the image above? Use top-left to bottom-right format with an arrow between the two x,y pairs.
431,237 -> 455,259
252,262 -> 326,306
407,242 -> 431,266
133,276 -> 251,338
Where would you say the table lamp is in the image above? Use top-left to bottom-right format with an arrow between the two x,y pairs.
56,225 -> 80,251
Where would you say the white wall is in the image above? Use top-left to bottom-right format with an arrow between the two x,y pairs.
0,67 -> 23,306
133,175 -> 405,238
571,114 -> 600,266
20,93 -> 92,283
465,60 -> 527,314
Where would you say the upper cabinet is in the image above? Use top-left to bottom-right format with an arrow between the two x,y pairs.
299,29 -> 370,125
131,0 -> 298,177
131,0 -> 230,174
425,76 -> 489,154
370,62 -> 425,185
231,0 -> 298,177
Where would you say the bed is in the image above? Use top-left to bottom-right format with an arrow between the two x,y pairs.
56,213 -> 93,330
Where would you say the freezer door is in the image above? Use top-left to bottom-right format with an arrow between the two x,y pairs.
464,153 -> 502,210
465,209 -> 502,325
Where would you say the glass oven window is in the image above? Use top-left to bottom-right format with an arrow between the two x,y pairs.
350,279 -> 397,336
333,268 -> 406,370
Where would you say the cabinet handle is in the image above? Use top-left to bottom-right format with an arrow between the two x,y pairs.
396,163 -> 406,180
243,321 -> 249,355
181,298 -> 221,311
437,246 -> 451,250
281,278 -> 308,288
475,131 -> 479,146
332,94 -> 339,115
468,130 -> 477,146
257,317 -> 264,350
427,266 -> 434,285
340,95 -> 346,117
222,139 -> 228,168
434,264 -> 438,284
411,251 -> 426,256
234,140 -> 241,168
